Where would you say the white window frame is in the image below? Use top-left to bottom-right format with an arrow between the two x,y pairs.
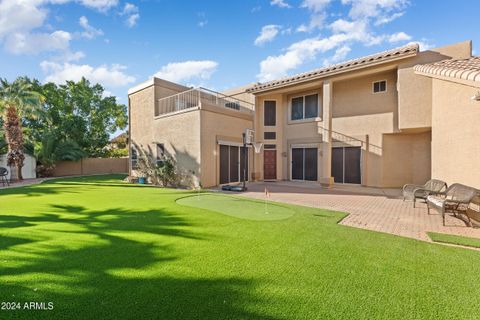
289,92 -> 322,122
372,80 -> 387,94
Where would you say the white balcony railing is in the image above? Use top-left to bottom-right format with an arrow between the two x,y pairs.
155,87 -> 253,117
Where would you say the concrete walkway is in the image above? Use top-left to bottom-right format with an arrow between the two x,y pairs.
0,178 -> 49,189
226,181 -> 480,242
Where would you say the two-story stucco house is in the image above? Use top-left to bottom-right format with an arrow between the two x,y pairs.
128,40 -> 480,189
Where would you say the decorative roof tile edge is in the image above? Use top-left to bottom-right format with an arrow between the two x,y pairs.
247,43 -> 419,93
413,57 -> 480,84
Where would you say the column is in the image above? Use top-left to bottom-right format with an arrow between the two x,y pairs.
320,80 -> 333,186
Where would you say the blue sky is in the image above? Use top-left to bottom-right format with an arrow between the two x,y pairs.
1,0 -> 479,104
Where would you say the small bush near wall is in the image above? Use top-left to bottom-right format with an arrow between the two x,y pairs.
136,153 -> 178,187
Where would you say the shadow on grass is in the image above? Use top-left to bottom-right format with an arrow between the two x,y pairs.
0,204 -> 277,319
0,184 -> 79,197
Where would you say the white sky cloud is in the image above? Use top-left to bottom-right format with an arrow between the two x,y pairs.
5,30 -> 71,54
153,60 -> 219,83
270,0 -> 291,8
79,0 -> 118,12
79,16 -> 103,39
258,35 -> 348,81
375,11 -> 404,26
0,0 -> 119,55
298,0 -> 332,31
57,50 -> 86,62
322,45 -> 351,66
342,0 -> 408,20
126,13 -> 139,27
388,32 -> 411,43
258,0 -> 413,81
408,40 -> 434,51
121,2 -> 139,28
40,61 -> 136,87
254,25 -> 281,46
0,0 -> 46,38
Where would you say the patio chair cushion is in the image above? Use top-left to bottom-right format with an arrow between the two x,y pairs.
426,195 -> 445,210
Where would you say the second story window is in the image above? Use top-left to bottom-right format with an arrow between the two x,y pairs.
291,94 -> 319,121
373,80 -> 387,93
264,101 -> 276,126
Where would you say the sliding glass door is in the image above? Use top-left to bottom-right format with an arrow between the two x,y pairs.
291,148 -> 318,181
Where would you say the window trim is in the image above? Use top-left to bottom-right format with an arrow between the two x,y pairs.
263,100 -> 277,127
289,92 -> 322,122
372,80 -> 387,94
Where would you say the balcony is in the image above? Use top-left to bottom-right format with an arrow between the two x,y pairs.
155,87 -> 254,118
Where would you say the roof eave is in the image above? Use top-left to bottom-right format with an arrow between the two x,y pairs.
248,47 -> 419,94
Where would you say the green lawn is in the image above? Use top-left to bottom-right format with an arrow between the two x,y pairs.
1,175 -> 480,319
428,232 -> 480,249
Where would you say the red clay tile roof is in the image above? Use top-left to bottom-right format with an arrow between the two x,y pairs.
414,57 -> 480,83
247,43 -> 419,93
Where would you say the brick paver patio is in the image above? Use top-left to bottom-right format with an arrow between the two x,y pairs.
229,181 -> 480,242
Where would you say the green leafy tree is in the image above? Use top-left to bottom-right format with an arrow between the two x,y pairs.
0,78 -> 43,180
29,77 -> 127,158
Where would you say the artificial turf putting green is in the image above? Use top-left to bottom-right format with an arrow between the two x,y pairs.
428,232 -> 480,249
176,193 -> 295,221
1,175 -> 480,319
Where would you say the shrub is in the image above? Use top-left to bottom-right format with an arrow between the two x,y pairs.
135,147 -> 178,187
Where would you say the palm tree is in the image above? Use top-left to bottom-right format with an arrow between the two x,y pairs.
0,78 -> 43,180
35,131 -> 85,177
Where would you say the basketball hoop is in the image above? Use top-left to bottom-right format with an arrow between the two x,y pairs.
245,129 -> 254,145
252,142 -> 263,154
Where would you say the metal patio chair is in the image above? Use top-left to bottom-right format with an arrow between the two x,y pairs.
402,179 -> 447,208
426,183 -> 480,226
0,167 -> 9,187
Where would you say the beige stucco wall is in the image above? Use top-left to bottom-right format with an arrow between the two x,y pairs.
331,70 -> 399,187
382,132 -> 431,187
152,110 -> 202,187
129,78 -> 254,188
253,67 -> 433,188
397,41 -> 472,131
431,79 -> 480,189
129,79 -> 202,187
200,106 -> 254,187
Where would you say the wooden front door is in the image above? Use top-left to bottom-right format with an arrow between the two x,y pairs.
263,150 -> 277,180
